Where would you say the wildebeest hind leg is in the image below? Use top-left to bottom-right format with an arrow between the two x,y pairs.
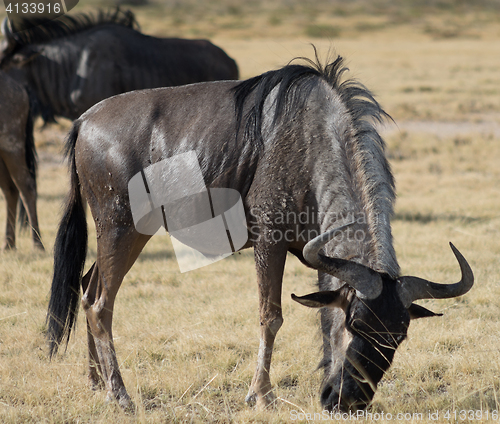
0,150 -> 43,249
82,262 -> 104,390
82,229 -> 150,410
0,157 -> 19,250
5,156 -> 43,250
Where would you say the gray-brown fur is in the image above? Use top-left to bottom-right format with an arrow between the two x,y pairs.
46,56 -> 473,412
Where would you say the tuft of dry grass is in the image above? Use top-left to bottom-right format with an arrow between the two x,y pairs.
1,3 -> 500,423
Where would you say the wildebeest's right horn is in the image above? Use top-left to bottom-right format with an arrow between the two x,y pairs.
303,223 -> 383,299
397,243 -> 474,308
1,17 -> 17,44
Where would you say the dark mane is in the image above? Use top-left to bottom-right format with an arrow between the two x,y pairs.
9,8 -> 139,47
233,55 -> 399,277
233,55 -> 391,148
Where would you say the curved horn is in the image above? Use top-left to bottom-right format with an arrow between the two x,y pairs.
1,17 -> 19,45
303,222 -> 383,299
1,17 -> 10,37
397,242 -> 474,308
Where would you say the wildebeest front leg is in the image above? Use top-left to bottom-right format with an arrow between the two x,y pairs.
246,241 -> 287,408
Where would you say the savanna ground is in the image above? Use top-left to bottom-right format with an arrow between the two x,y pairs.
1,1 -> 500,422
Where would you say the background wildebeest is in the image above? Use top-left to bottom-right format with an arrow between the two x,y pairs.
0,71 -> 42,250
46,56 -> 473,411
0,8 -> 237,250
0,8 -> 239,123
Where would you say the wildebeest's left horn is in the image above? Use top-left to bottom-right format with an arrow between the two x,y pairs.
1,17 -> 9,36
303,223 -> 383,299
397,243 -> 474,308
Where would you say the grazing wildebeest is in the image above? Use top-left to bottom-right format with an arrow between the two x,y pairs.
46,56 -> 473,411
0,71 -> 42,250
0,9 -> 239,123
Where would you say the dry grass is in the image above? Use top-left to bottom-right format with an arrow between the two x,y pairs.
1,3 -> 500,423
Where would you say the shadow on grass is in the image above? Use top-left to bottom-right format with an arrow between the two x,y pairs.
136,249 -> 176,262
394,211 -> 484,224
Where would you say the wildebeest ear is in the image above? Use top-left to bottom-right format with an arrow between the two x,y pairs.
291,290 -> 344,309
408,303 -> 443,319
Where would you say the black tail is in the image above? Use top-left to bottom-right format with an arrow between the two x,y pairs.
18,98 -> 37,230
46,120 -> 87,357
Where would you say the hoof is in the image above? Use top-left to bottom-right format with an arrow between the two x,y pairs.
88,375 -> 105,391
245,389 -> 276,409
106,389 -> 135,413
245,392 -> 257,407
34,242 -> 45,251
